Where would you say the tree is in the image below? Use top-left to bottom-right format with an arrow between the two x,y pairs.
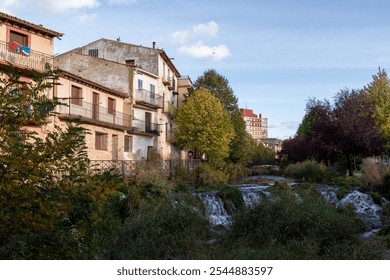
363,68 -> 390,146
0,64 -> 123,259
193,69 -> 247,164
174,89 -> 235,164
300,98 -> 339,162
333,89 -> 385,175
283,89 -> 385,176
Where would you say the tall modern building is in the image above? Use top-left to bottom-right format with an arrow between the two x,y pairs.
240,108 -> 268,140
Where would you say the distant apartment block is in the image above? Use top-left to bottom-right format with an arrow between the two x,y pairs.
240,108 -> 268,140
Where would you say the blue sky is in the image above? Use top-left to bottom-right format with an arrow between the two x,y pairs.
2,0 -> 390,139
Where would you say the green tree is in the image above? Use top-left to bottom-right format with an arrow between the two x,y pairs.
0,65 -> 123,259
193,69 -> 248,164
363,68 -> 390,146
174,89 -> 235,164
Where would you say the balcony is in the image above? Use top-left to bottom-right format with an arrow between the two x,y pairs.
131,118 -> 160,135
56,99 -> 132,129
134,89 -> 163,109
162,77 -> 176,91
162,77 -> 171,86
0,40 -> 53,72
164,101 -> 177,119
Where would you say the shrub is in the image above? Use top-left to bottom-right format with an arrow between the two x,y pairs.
108,195 -> 211,260
328,176 -> 360,187
283,160 -> 326,183
194,163 -> 229,186
217,185 -> 245,214
224,162 -> 250,183
360,157 -> 388,189
336,187 -> 352,200
127,177 -> 174,213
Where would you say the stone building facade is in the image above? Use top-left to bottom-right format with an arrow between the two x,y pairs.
1,12 -> 192,161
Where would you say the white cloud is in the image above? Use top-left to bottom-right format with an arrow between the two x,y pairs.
178,41 -> 230,61
38,0 -> 100,12
171,21 -> 218,44
172,21 -> 229,61
109,0 -> 138,4
0,0 -> 19,13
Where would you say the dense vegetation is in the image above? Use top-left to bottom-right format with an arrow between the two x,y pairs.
0,65 -> 126,259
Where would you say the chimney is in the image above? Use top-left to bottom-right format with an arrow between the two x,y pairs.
152,41 -> 156,49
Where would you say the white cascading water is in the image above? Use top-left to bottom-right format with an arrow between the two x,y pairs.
336,190 -> 383,230
196,192 -> 232,227
236,184 -> 271,208
196,184 -> 270,228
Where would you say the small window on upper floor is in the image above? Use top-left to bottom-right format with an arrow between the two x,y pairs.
138,79 -> 143,90
71,85 -> 82,106
150,84 -> 155,98
9,30 -> 29,54
88,49 -> 99,57
10,31 -> 28,46
108,97 -> 116,115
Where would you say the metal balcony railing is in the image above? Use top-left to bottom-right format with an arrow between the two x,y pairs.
56,99 -> 132,128
134,89 -> 163,108
131,118 -> 160,135
0,40 -> 53,72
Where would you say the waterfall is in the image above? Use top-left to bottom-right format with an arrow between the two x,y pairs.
236,184 -> 271,208
196,185 -> 270,227
336,190 -> 383,230
196,192 -> 232,228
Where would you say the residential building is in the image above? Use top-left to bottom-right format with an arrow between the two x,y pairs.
54,70 -> 136,161
240,108 -> 268,140
261,138 -> 283,155
0,11 -> 63,73
0,12 -> 191,162
54,39 -> 190,160
0,12 -> 63,138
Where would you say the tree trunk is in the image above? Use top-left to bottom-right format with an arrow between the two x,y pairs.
347,155 -> 354,177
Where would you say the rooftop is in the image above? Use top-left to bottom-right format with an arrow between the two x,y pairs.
0,11 -> 63,38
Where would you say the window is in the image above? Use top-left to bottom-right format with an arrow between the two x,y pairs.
10,31 -> 28,46
88,49 -> 99,57
124,135 -> 133,152
108,97 -> 116,115
9,31 -> 29,54
150,84 -> 155,99
145,112 -> 152,132
95,132 -> 108,150
71,85 -> 82,106
138,79 -> 143,90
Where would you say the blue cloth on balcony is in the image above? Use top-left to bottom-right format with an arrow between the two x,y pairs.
22,46 -> 30,56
